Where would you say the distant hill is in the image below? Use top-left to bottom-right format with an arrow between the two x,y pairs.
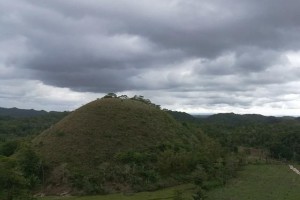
194,112 -> 300,163
167,112 -> 289,126
166,110 -> 197,122
0,107 -> 69,140
200,113 -> 281,126
0,107 -> 53,118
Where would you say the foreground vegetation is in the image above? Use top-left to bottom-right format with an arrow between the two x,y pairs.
207,164 -> 300,200
0,96 -> 242,199
1,95 -> 300,199
40,184 -> 195,200
39,164 -> 300,200
32,97 -> 242,195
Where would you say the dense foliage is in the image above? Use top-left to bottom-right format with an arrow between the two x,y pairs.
168,112 -> 300,163
0,142 -> 45,200
0,112 -> 68,141
0,108 -> 67,199
200,117 -> 300,162
2,97 -> 299,198
32,97 -> 244,195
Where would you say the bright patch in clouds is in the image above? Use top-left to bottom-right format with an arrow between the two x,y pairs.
286,51 -> 300,67
0,80 -> 102,111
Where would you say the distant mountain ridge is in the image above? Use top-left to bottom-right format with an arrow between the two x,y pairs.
201,112 -> 281,125
167,111 -> 299,126
0,107 -> 62,118
166,110 -> 198,122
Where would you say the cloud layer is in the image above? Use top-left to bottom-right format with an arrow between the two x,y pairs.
1,0 -> 300,115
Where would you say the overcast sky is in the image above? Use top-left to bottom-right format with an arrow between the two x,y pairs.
1,0 -> 300,116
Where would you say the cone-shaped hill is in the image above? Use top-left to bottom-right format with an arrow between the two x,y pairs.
33,96 -> 221,194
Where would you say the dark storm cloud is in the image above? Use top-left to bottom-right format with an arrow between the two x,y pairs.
1,0 -> 300,113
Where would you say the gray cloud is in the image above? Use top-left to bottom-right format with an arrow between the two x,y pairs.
1,0 -> 300,114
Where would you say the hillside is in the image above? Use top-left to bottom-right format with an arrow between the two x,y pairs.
33,97 -> 229,195
34,98 -> 198,167
166,110 -> 197,122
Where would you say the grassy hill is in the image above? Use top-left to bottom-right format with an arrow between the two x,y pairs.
33,97 -> 226,195
34,98 -> 198,168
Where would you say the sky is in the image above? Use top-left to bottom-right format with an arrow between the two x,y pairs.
1,0 -> 300,116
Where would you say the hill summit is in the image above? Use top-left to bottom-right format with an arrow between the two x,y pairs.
34,95 -> 211,194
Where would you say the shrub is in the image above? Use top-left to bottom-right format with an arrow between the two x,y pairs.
192,187 -> 207,200
0,156 -> 29,200
157,150 -> 194,175
115,151 -> 150,164
0,140 -> 20,157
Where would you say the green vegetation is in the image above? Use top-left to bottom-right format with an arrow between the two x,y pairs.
33,97 -> 240,194
196,113 -> 300,162
0,111 -> 68,141
207,164 -> 300,200
40,184 -> 195,200
38,164 -> 300,200
0,144 -> 45,200
0,108 -> 67,200
0,107 -> 48,118
2,95 -> 300,199
0,156 -> 27,200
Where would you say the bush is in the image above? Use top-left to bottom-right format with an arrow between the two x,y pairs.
69,169 -> 107,194
0,140 -> 20,156
157,150 -> 194,175
0,156 -> 29,200
192,165 -> 207,186
115,151 -> 150,164
192,187 -> 207,200
16,146 -> 42,188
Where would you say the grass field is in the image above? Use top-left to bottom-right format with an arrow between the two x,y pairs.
40,164 -> 300,200
40,184 -> 196,200
207,164 -> 300,200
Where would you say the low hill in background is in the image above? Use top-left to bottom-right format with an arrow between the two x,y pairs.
167,111 -> 300,163
199,113 -> 281,126
166,110 -> 198,122
0,107 -> 52,118
0,111 -> 68,141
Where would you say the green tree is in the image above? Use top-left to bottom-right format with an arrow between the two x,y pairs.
0,140 -> 20,156
17,146 -> 42,189
192,187 -> 207,200
0,156 -> 28,200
